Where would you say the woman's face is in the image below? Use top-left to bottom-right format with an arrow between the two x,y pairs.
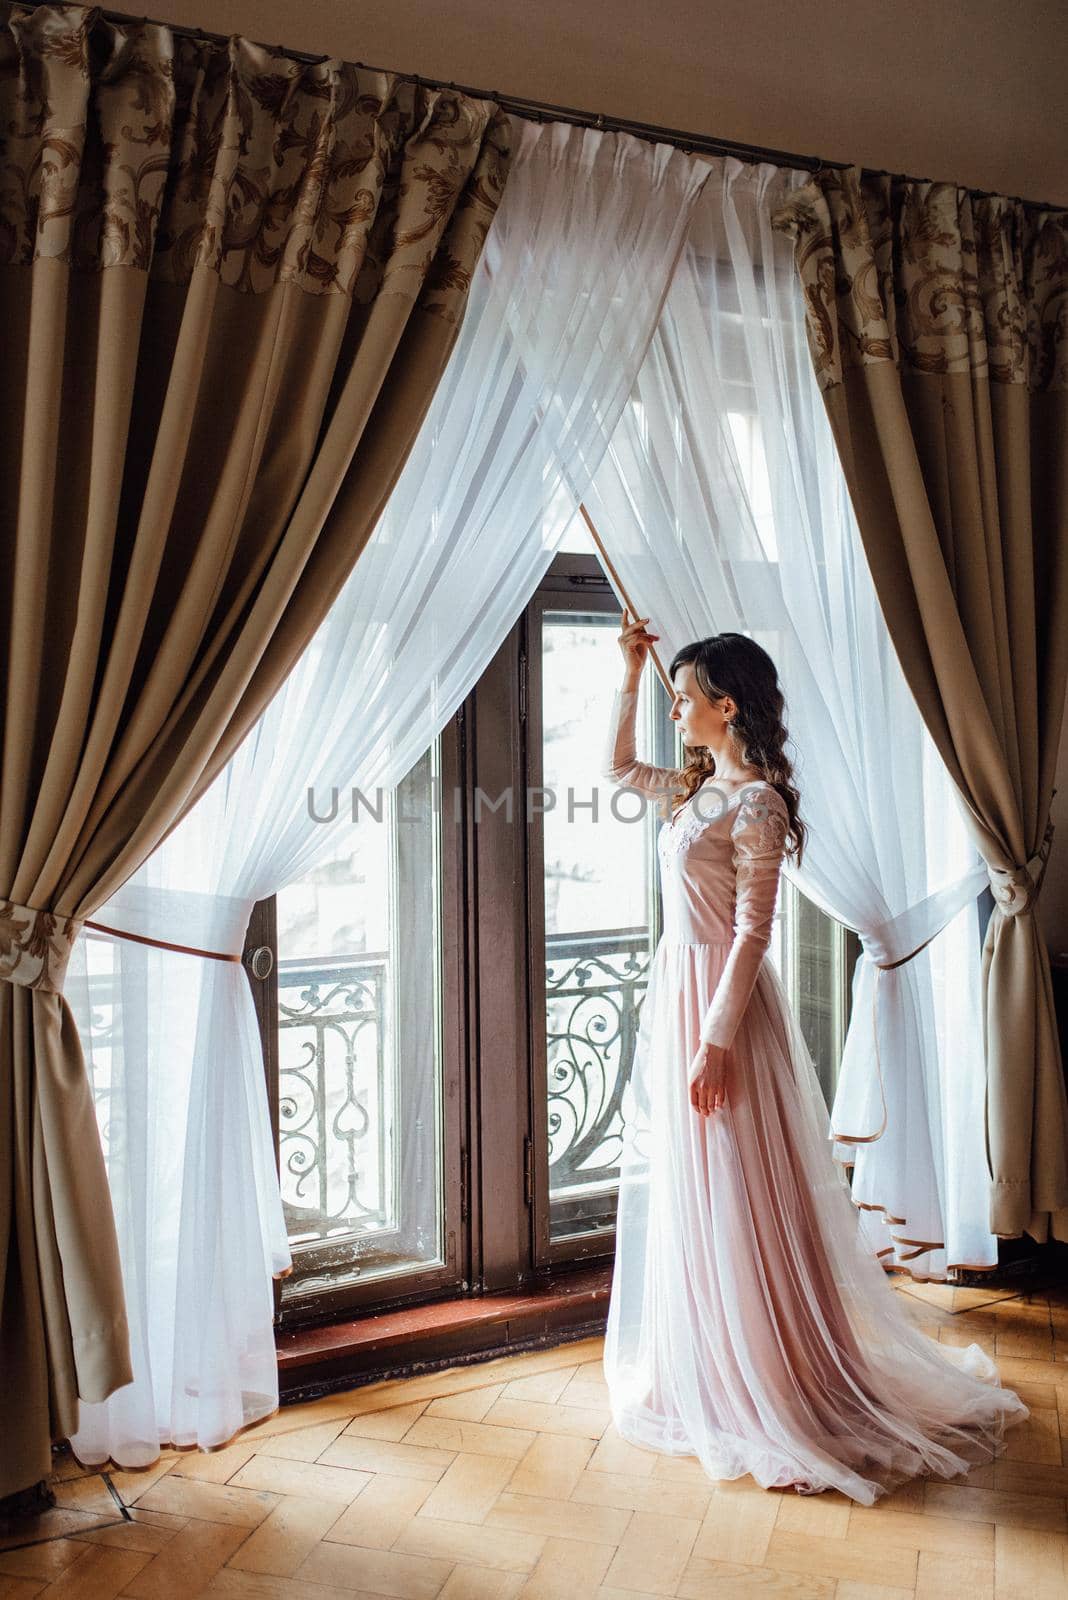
668,662 -> 729,748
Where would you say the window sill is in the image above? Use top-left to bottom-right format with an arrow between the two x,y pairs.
276,1265 -> 611,1400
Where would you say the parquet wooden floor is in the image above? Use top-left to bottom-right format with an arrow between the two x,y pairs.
4,1279 -> 1068,1599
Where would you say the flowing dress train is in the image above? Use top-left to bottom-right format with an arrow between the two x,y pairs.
600,685 -> 1029,1505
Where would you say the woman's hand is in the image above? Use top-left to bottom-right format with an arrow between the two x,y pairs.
617,607 -> 659,679
689,1041 -> 731,1116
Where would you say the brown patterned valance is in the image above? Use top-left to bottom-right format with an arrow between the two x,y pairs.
0,0 -> 511,307
772,166 -> 1068,392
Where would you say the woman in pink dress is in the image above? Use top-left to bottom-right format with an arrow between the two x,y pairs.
601,610 -> 1029,1504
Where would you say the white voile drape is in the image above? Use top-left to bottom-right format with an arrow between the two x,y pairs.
582,158 -> 995,1276
64,116 -> 713,1466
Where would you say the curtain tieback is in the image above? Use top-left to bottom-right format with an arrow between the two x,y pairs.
838,933 -> 945,1149
0,898 -> 82,995
985,804 -> 1056,918
0,897 -> 246,997
840,808 -> 1058,1151
836,858 -> 991,1148
837,817 -> 1057,1164
82,921 -> 244,964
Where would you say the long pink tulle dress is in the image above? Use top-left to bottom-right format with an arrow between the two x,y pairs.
600,685 -> 1029,1505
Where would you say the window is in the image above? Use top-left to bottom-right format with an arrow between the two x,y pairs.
245,729 -> 468,1326
273,750 -> 454,1316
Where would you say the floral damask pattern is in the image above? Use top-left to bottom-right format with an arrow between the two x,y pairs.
772,166 -> 1068,392
0,899 -> 81,994
0,1 -> 512,306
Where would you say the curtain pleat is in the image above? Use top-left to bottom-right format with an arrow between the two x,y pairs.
0,0 -> 512,1498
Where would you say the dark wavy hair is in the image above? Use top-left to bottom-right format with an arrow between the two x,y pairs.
668,632 -> 806,866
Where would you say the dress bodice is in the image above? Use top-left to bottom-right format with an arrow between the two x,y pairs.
657,782 -> 779,940
603,685 -> 790,1050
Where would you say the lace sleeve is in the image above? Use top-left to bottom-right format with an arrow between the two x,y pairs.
699,787 -> 789,1051
602,685 -> 685,799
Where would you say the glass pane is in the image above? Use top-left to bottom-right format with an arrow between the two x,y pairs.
276,744 -> 444,1295
540,610 -> 663,1243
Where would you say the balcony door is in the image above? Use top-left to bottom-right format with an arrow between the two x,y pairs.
243,546 -> 854,1327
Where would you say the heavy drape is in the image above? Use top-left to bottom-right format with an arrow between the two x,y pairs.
60,109 -> 709,1465
582,158 -> 997,1277
772,167 -> 1068,1243
0,0 -> 510,1497
62,114 -> 710,1470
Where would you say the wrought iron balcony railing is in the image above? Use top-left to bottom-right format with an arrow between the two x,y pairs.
83,930 -> 654,1253
275,931 -> 652,1247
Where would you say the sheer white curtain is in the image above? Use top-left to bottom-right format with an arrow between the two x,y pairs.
583,157 -> 994,1277
64,115 -> 713,1467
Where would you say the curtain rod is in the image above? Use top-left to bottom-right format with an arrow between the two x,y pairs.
12,0 -> 1062,211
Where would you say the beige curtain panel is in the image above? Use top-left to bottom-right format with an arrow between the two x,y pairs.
773,167 -> 1068,1245
0,0 -> 511,1499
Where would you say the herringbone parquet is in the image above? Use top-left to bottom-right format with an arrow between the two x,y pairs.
3,1278 -> 1068,1599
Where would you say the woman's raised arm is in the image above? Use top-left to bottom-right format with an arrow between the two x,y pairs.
602,682 -> 686,797
602,608 -> 684,799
